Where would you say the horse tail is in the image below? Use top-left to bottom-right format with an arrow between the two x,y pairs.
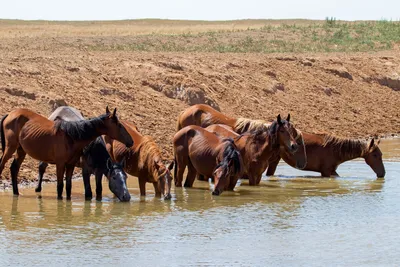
0,114 -> 8,154
173,156 -> 178,181
176,111 -> 184,131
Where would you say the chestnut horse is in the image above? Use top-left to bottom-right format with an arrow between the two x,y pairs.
205,115 -> 299,185
266,133 -> 386,178
0,107 -> 133,199
35,106 -> 131,202
104,120 -> 174,200
176,104 -> 307,169
173,125 -> 243,195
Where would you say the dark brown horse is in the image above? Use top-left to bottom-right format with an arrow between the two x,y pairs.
0,107 -> 133,199
176,104 -> 307,169
35,106 -> 131,202
266,132 -> 386,178
205,115 -> 298,185
104,120 -> 174,200
173,125 -> 243,195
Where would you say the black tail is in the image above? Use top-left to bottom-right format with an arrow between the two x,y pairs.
173,156 -> 177,181
0,114 -> 8,154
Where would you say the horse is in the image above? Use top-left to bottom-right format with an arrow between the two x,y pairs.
0,107 -> 133,200
204,115 -> 299,185
265,132 -> 386,178
35,106 -> 131,202
173,125 -> 243,195
104,120 -> 174,200
176,104 -> 307,169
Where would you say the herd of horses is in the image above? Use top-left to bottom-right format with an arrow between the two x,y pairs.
0,104 -> 385,201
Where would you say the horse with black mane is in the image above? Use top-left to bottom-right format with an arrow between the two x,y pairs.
173,125 -> 243,195
0,107 -> 133,199
176,104 -> 307,170
35,106 -> 131,202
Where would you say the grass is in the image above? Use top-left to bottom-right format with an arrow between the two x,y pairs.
1,19 -> 399,53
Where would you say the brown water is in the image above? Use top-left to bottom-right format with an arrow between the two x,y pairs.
1,139 -> 400,266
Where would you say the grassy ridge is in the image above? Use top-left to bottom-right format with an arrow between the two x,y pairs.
86,20 -> 400,53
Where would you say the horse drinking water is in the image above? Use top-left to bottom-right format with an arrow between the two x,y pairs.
35,106 -> 131,202
0,107 -> 133,199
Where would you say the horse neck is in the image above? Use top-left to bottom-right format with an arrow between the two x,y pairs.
330,138 -> 367,163
137,138 -> 162,181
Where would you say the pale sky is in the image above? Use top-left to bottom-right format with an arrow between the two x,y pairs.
0,0 -> 399,21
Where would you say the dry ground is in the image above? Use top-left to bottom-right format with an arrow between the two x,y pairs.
0,19 -> 399,184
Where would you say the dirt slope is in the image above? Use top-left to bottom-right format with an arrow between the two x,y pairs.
0,37 -> 399,183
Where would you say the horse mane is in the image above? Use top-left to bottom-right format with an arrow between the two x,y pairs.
234,118 -> 269,134
137,135 -> 164,180
54,113 -> 108,141
216,138 -> 242,175
320,133 -> 369,159
236,121 -> 280,148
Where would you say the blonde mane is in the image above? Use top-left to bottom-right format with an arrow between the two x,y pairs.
319,133 -> 369,159
234,118 -> 269,134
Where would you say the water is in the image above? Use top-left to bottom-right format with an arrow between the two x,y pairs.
1,139 -> 399,266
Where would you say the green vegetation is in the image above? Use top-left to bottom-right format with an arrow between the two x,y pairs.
86,20 -> 400,53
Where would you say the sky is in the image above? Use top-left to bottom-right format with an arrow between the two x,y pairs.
0,0 -> 399,21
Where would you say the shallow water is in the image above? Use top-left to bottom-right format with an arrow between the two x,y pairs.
0,139 -> 399,266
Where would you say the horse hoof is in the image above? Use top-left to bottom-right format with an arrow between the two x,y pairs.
35,187 -> 42,193
57,196 -> 63,200
66,197 -> 71,201
85,195 -> 93,201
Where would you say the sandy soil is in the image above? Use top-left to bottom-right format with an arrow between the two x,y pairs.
0,23 -> 399,184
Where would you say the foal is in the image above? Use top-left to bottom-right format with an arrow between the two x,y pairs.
0,107 -> 133,199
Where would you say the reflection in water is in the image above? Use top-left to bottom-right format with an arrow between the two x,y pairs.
0,139 -> 399,266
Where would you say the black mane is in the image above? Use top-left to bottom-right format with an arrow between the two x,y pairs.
216,138 -> 242,174
54,113 -> 108,141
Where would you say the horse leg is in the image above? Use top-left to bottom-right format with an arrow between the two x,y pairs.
153,182 -> 161,197
82,166 -> 93,200
197,174 -> 207,181
95,170 -> 103,201
10,146 -> 26,195
139,176 -> 146,196
65,164 -> 75,200
35,161 -> 49,193
0,143 -> 18,178
184,160 -> 197,188
248,175 -> 258,186
266,156 -> 281,176
332,171 -> 340,177
56,164 -> 66,199
175,157 -> 187,187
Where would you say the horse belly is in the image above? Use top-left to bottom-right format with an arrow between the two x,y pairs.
19,129 -> 59,163
189,153 -> 216,177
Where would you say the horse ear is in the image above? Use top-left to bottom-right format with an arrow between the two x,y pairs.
106,158 -> 113,170
369,138 -> 375,150
286,114 -> 290,123
106,106 -> 111,114
119,157 -> 126,169
168,161 -> 174,171
277,114 -> 282,125
112,108 -> 117,118
377,139 -> 381,145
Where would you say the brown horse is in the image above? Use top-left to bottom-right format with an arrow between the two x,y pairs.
173,125 -> 243,195
104,120 -> 174,200
176,104 -> 307,169
266,132 -> 386,178
205,115 -> 298,185
0,107 -> 133,199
